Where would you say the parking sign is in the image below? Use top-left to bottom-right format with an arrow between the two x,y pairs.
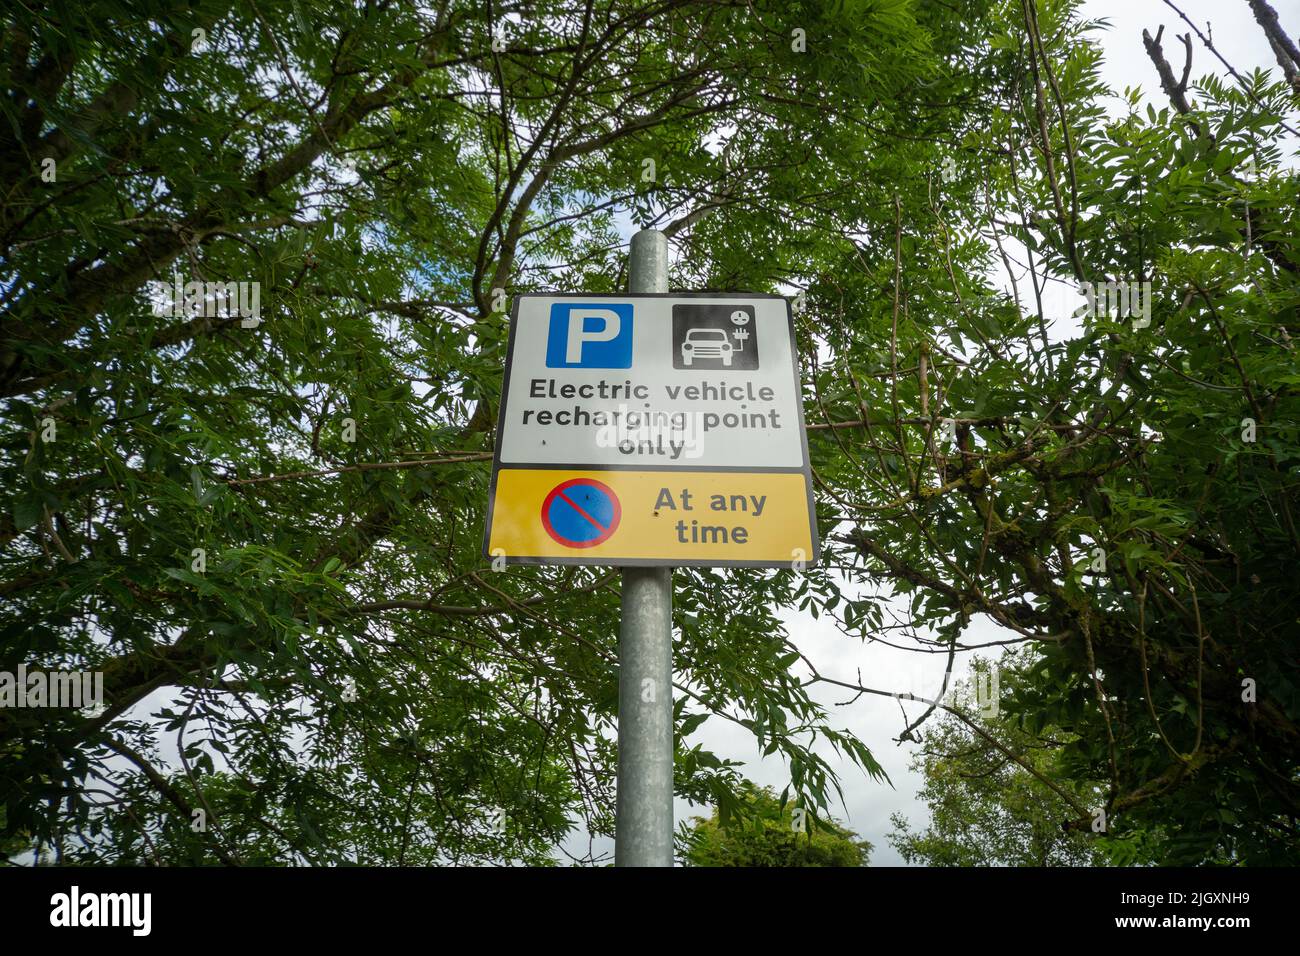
546,303 -> 634,368
484,293 -> 818,568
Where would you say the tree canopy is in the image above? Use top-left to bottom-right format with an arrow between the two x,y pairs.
2,0 -> 1298,865
682,785 -> 871,867
888,653 -> 1166,866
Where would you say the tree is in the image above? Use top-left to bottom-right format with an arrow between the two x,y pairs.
4,0 -> 1297,868
680,785 -> 871,867
796,0 -> 1300,864
888,654 -> 1166,866
2,0 -> 991,864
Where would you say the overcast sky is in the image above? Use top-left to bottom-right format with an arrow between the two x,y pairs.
573,0 -> 1296,867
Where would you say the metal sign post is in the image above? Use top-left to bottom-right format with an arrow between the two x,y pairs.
480,228 -> 819,867
615,230 -> 674,867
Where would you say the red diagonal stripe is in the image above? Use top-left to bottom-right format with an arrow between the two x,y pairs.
557,490 -> 607,532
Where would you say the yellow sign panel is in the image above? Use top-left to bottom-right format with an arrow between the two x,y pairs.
487,469 -> 815,567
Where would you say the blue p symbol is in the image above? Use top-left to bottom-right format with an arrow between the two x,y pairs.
546,303 -> 633,368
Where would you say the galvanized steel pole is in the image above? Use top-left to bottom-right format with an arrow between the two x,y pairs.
615,229 -> 674,867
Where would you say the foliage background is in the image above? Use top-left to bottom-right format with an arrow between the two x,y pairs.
681,785 -> 871,867
2,0 -> 1297,865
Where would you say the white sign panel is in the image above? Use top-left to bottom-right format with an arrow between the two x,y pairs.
497,294 -> 806,469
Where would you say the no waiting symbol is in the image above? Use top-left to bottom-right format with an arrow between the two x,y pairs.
541,478 -> 621,548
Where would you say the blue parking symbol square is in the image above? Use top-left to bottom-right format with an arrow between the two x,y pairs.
546,303 -> 634,368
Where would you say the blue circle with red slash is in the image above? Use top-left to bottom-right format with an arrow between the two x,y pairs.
541,478 -> 621,549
